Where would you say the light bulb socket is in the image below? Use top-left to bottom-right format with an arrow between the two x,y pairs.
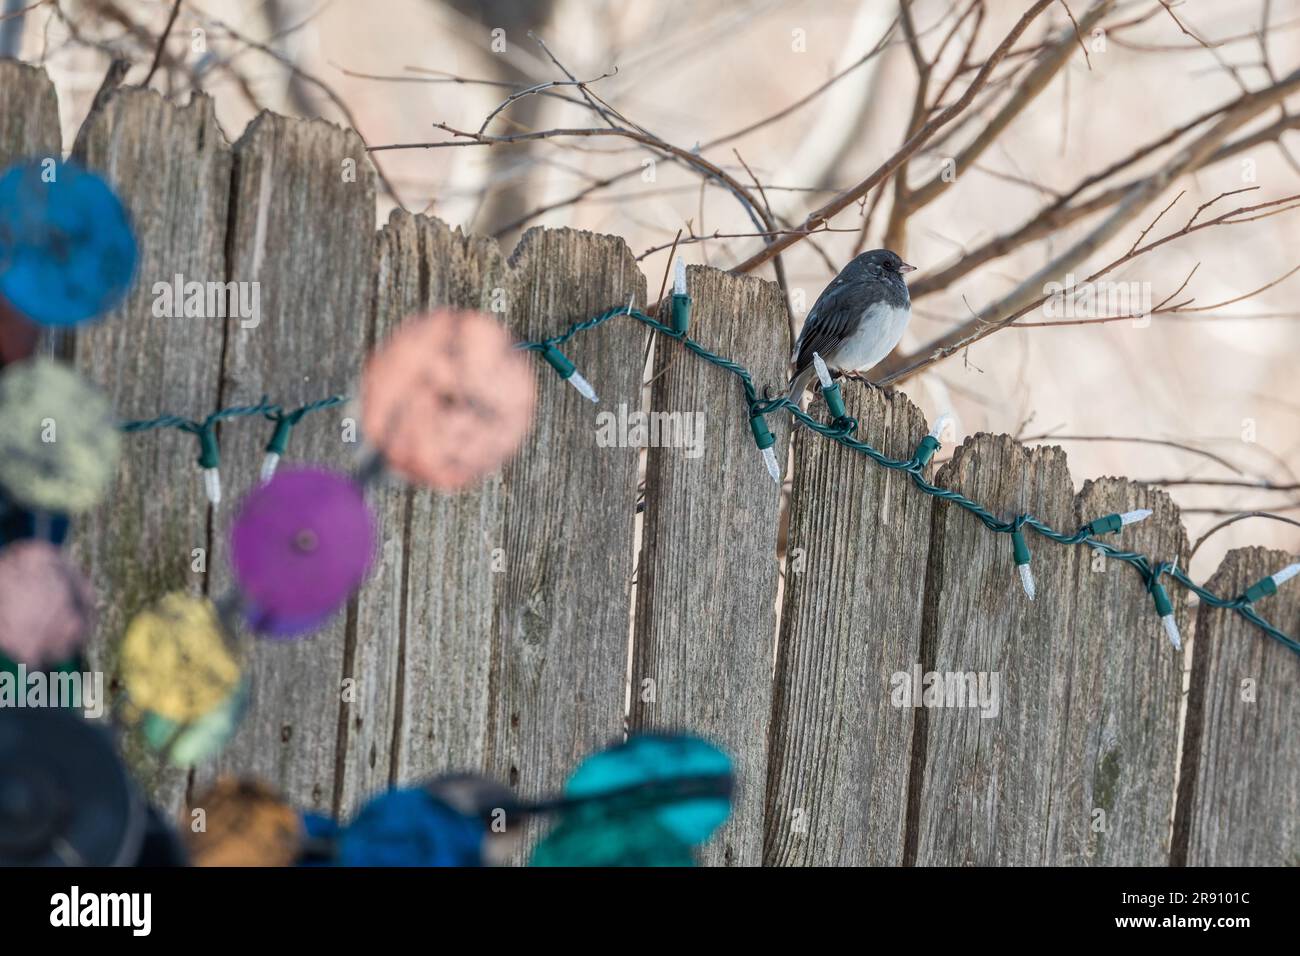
266,417 -> 293,457
542,345 -> 576,380
913,434 -> 941,469
1243,575 -> 1278,604
1011,529 -> 1031,567
750,413 -> 775,451
1150,580 -> 1174,619
820,381 -> 847,421
1088,513 -> 1123,536
196,427 -> 219,470
670,294 -> 691,336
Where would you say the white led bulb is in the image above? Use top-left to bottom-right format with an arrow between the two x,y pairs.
811,352 -> 833,389
202,467 -> 222,507
929,413 -> 953,443
568,370 -> 598,403
1272,563 -> 1300,587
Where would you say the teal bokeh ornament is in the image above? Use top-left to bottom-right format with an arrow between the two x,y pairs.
529,734 -> 734,867
563,733 -> 733,845
138,681 -> 248,767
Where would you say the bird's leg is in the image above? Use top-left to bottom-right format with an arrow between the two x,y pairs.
840,370 -> 885,391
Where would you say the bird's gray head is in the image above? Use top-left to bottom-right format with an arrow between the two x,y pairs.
852,248 -> 916,280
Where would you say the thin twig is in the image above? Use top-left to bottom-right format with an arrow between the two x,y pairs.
142,0 -> 181,87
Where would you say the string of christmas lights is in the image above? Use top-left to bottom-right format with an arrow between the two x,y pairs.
523,260 -> 1300,657
120,395 -> 347,505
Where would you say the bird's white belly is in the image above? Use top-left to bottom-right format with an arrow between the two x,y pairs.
835,301 -> 911,372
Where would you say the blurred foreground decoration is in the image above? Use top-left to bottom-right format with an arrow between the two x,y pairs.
185,778 -> 302,867
230,467 -> 376,639
246,733 -> 731,867
361,308 -> 538,491
0,539 -> 93,667
0,707 -> 145,866
531,735 -> 734,867
0,357 -> 120,513
118,593 -> 247,767
0,160 -> 135,327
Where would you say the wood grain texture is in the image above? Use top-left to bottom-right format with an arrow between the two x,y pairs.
1175,546 -> 1300,866
199,113 -> 376,813
764,384 -> 932,866
0,58 -> 60,164
1056,477 -> 1184,864
912,442 -> 1187,865
352,221 -> 645,848
68,88 -> 233,814
337,210 -> 507,813
911,435 -> 1078,865
487,226 -> 645,853
629,265 -> 788,867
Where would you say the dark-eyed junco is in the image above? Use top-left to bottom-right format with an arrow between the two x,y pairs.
788,249 -> 915,399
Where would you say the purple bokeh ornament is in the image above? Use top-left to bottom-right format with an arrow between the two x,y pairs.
230,467 -> 375,639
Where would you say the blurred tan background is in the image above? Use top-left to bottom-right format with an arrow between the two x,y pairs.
8,0 -> 1300,579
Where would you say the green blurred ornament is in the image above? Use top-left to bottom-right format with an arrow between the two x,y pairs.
531,807 -> 695,867
138,681 -> 247,767
0,358 -> 119,512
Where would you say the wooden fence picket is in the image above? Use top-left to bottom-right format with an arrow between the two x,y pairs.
0,60 -> 59,166
910,435 -> 1084,865
197,113 -> 378,813
338,211 -> 509,813
1175,546 -> 1300,866
629,265 -> 789,867
1055,478 -> 1185,865
486,227 -> 646,855
69,88 -> 235,815
764,385 -> 934,866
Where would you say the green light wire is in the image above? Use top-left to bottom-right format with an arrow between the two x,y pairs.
523,305 -> 1299,657
119,395 -> 346,436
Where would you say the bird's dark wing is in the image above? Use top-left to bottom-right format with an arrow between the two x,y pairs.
792,278 -> 885,371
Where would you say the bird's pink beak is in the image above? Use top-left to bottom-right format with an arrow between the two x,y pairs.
899,262 -> 917,273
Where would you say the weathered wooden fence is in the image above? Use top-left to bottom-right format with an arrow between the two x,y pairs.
3,60 -> 1296,865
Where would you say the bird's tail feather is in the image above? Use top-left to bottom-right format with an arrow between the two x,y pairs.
787,364 -> 815,402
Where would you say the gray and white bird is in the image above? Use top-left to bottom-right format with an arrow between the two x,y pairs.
788,249 -> 915,400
